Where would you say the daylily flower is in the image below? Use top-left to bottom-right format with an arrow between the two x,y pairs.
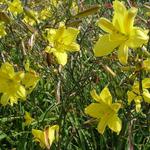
94,0 -> 149,64
0,62 -> 39,106
22,69 -> 39,94
127,78 -> 150,112
85,86 -> 122,134
45,23 -> 80,66
0,62 -> 26,106
32,125 -> 59,149
38,8 -> 52,21
8,0 -> 23,15
24,111 -> 34,126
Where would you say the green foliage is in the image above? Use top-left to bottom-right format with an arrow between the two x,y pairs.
0,0 -> 150,150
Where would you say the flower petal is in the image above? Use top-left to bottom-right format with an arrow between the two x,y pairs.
97,116 -> 108,134
112,0 -> 127,33
54,24 -> 65,41
108,114 -> 122,134
66,42 -> 80,52
14,71 -> 25,81
93,34 -> 119,57
100,86 -> 112,105
143,59 -> 150,71
0,62 -> 15,78
85,103 -> 108,118
127,91 -> 137,104
143,89 -> 150,103
118,44 -> 128,65
97,18 -> 115,33
45,125 -> 59,147
111,103 -> 121,113
90,89 -> 101,102
53,51 -> 67,66
0,93 -> 9,106
142,78 -> 150,89
24,111 -> 34,126
32,129 -> 45,148
63,27 -> 79,45
126,28 -> 149,48
124,7 -> 137,34
134,96 -> 142,112
17,85 -> 26,99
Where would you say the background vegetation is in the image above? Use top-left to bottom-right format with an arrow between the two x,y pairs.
0,0 -> 150,149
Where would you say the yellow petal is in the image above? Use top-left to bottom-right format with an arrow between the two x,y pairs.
0,62 -> 15,78
45,125 -> 59,147
118,44 -> 128,65
143,59 -> 150,71
143,89 -> 150,103
90,89 -> 101,102
134,97 -> 141,112
93,35 -> 119,57
17,85 -> 26,99
108,114 -> 122,134
14,71 -> 24,81
53,51 -> 67,66
22,70 -> 39,93
9,96 -> 18,106
97,116 -> 109,134
127,28 -> 149,48
97,114 -> 112,134
142,78 -> 150,89
111,103 -> 121,113
109,32 -> 127,42
0,93 -> 9,106
66,42 -> 80,52
100,86 -> 112,105
45,46 -> 56,53
46,29 -> 56,43
8,0 -> 23,14
127,91 -> 137,104
54,25 -> 65,41
112,0 -> 127,33
124,7 -> 137,34
85,103 -> 108,118
62,27 -> 79,45
32,129 -> 45,148
97,18 -> 115,33
24,111 -> 34,126
132,81 -> 139,93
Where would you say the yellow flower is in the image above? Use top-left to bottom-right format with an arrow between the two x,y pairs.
0,62 -> 39,106
8,0 -> 23,15
0,22 -> 6,38
38,8 -> 52,20
24,111 -> 34,126
127,78 -> 150,112
45,23 -> 80,66
0,62 -> 26,106
22,69 -> 39,94
32,125 -> 59,149
94,0 -> 149,64
143,59 -> 150,71
85,86 -> 122,134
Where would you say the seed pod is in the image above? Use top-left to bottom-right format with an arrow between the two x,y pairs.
73,5 -> 100,18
